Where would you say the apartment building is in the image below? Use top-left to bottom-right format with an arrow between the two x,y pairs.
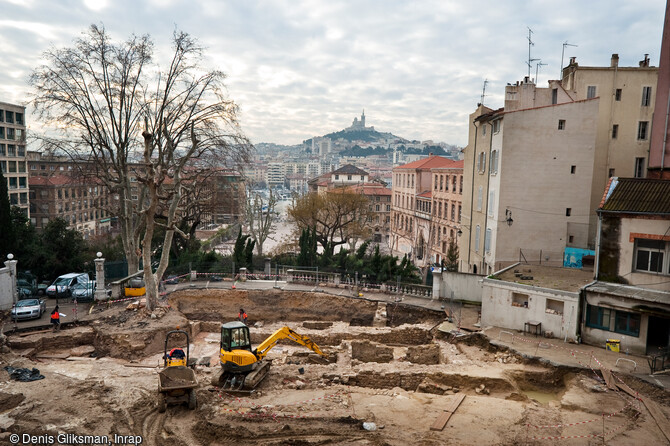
430,161 -> 464,264
0,102 -> 29,215
391,155 -> 462,269
460,55 -> 658,275
29,175 -> 114,237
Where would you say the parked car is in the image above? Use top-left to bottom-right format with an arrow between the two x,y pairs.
11,298 -> 47,321
165,275 -> 179,285
46,273 -> 89,298
17,272 -> 38,298
71,280 -> 96,302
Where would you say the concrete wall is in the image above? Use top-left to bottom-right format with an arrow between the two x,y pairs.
434,270 -> 484,303
0,266 -> 13,310
481,279 -> 580,341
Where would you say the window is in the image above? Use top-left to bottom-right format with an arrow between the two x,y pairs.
587,86 -> 596,99
490,150 -> 498,174
19,177 -> 26,189
335,174 -> 339,180
439,175 -> 443,190
452,177 -> 456,192
558,119 -> 566,130
386,205 -> 390,211
360,175 -> 364,181
586,305 -> 611,330
475,225 -> 480,252
482,125 -> 486,136
434,175 -> 438,190
459,176 -> 463,193
551,88 -> 558,104
484,228 -> 491,253
8,161 -> 16,173
8,177 -> 17,189
477,152 -> 486,173
18,162 -> 25,173
488,191 -> 495,217
347,175 -> 352,180
0,144 -> 4,156
614,311 -> 641,336
477,186 -> 483,211
492,120 -> 500,133
458,205 -> 461,223
7,145 -> 15,156
546,299 -> 564,316
566,208 -> 571,217
615,89 -> 622,101
512,292 -> 529,308
375,204 -> 380,212
451,202 -> 455,221
17,146 -> 24,157
634,239 -> 665,273
612,124 -> 618,139
5,111 -> 13,124
641,86 -> 652,107
609,168 -> 615,177
15,113 -> 23,125
0,127 -> 4,139
638,121 -> 649,140
7,128 -> 14,140
0,110 -> 3,122
570,165 -> 576,174
634,157 -> 645,178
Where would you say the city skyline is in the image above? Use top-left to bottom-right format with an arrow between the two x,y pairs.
0,0 -> 665,146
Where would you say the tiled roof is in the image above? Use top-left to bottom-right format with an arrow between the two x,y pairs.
599,177 -> 670,215
431,160 -> 464,169
347,183 -> 392,196
332,164 -> 368,176
395,155 -> 460,170
29,175 -> 78,186
417,190 -> 432,198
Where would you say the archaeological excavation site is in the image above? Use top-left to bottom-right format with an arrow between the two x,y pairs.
1,289 -> 668,445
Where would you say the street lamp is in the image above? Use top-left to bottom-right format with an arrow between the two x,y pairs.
505,209 -> 514,227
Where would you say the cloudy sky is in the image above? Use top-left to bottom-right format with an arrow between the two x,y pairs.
0,0 -> 666,146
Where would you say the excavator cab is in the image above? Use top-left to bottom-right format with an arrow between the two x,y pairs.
220,322 -> 258,373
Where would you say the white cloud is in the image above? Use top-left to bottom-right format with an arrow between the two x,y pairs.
0,0 -> 665,146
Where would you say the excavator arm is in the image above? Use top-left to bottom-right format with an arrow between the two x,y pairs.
254,327 -> 325,359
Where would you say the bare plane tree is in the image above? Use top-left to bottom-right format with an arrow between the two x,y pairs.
245,187 -> 279,256
31,25 -> 251,310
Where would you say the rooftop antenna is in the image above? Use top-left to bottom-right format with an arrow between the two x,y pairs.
560,41 -> 578,80
526,27 -> 539,78
535,61 -> 548,84
480,79 -> 488,106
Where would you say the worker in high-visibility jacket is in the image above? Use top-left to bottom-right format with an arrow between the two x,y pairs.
51,306 -> 61,331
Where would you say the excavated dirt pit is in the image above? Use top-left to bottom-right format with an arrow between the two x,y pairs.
0,289 -> 667,445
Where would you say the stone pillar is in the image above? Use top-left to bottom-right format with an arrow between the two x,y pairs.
5,255 -> 18,307
94,253 -> 108,301
432,268 -> 442,301
264,258 -> 271,276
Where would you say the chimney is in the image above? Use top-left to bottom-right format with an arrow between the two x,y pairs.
610,53 -> 619,68
569,56 -> 576,65
429,152 -> 433,156
639,54 -> 650,67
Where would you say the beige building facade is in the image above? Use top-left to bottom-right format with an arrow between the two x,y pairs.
460,55 -> 658,275
430,163 -> 464,265
391,155 -> 462,269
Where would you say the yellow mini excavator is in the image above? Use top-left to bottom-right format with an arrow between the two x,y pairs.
211,322 -> 326,391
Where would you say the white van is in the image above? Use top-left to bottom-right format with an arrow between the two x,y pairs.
46,273 -> 89,298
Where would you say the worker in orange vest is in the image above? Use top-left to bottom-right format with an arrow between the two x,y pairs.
50,306 -> 61,332
238,308 -> 248,325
